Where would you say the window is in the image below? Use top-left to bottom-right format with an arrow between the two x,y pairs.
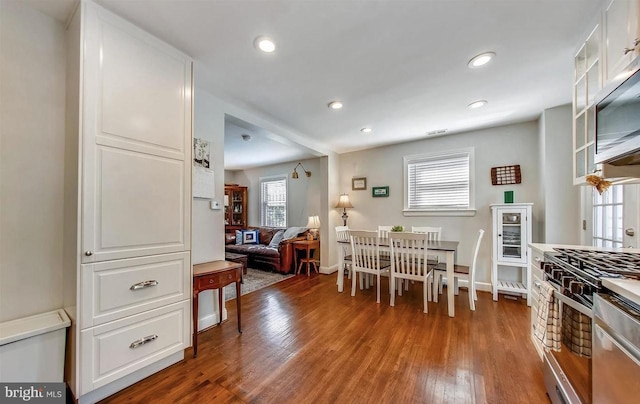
261,176 -> 287,227
403,148 -> 474,216
592,185 -> 623,248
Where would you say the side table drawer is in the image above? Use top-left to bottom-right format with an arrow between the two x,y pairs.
196,269 -> 239,290
79,300 -> 189,395
81,252 -> 190,328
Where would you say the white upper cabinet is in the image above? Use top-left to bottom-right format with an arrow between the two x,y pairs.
573,25 -> 602,184
605,0 -> 640,82
573,0 -> 640,184
81,4 -> 192,263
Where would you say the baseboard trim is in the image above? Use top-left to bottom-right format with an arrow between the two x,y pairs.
320,264 -> 338,275
422,277 -> 492,293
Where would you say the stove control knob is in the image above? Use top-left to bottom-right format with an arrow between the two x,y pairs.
625,228 -> 635,237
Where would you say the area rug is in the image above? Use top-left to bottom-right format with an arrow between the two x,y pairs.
224,268 -> 294,301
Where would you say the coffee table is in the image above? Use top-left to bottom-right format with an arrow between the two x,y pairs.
225,252 -> 248,275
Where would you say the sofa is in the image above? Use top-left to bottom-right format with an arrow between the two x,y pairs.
225,226 -> 309,274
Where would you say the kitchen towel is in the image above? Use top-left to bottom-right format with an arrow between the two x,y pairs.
562,305 -> 592,357
534,281 -> 561,351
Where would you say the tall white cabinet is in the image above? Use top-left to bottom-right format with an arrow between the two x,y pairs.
64,2 -> 192,402
490,203 -> 533,306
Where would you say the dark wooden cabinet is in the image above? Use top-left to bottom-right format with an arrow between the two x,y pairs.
224,184 -> 247,232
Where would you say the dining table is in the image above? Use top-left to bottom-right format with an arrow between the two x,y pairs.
337,237 -> 460,317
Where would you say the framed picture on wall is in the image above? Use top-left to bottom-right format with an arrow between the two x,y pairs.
352,177 -> 367,190
372,186 -> 389,197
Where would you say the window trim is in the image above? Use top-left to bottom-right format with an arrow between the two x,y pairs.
403,147 -> 476,217
260,174 -> 288,227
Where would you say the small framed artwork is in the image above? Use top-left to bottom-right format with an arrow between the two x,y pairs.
352,177 -> 367,190
372,186 -> 389,197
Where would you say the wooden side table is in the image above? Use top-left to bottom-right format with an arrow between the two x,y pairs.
293,239 -> 320,276
192,260 -> 242,357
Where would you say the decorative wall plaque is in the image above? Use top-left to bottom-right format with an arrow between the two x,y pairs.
491,165 -> 521,185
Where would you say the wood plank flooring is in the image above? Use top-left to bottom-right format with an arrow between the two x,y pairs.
100,274 -> 548,403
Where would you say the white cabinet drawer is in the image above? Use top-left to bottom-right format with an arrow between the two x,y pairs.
81,252 -> 190,328
79,300 -> 189,394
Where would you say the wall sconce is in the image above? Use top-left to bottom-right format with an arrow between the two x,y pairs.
335,194 -> 353,226
306,215 -> 320,240
292,162 -> 311,179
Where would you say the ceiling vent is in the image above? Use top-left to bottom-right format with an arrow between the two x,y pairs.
426,129 -> 448,136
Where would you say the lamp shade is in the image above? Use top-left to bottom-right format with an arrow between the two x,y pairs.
335,194 -> 353,209
306,215 -> 320,229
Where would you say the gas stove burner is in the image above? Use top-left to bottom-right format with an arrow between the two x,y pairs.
552,248 -> 640,280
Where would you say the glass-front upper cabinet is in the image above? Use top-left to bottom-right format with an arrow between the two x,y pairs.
574,25 -> 602,184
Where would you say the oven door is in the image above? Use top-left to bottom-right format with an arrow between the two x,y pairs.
593,293 -> 640,403
543,288 -> 593,404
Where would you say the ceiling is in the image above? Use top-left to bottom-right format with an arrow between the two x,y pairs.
27,0 -> 601,168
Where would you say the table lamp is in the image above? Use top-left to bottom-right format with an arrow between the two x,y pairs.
335,194 -> 353,226
306,215 -> 320,240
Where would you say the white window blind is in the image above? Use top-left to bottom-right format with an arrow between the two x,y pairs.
406,151 -> 471,210
261,177 -> 287,227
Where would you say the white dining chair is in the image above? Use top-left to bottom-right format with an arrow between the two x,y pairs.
411,226 -> 442,288
377,226 -> 393,239
350,230 -> 391,303
389,232 -> 433,313
335,225 -> 352,279
432,229 -> 484,311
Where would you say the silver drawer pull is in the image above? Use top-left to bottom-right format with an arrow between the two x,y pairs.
534,281 -> 541,290
130,280 -> 159,290
129,334 -> 158,349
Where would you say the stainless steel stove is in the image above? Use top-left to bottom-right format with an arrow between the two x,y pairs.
543,248 -> 640,309
540,247 -> 640,404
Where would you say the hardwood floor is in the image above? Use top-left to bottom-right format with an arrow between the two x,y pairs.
100,274 -> 548,403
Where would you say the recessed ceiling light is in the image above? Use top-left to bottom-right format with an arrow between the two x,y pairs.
254,36 -> 276,53
468,52 -> 495,68
328,101 -> 343,110
468,100 -> 488,109
360,127 -> 372,133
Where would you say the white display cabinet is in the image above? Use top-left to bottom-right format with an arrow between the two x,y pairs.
490,203 -> 533,306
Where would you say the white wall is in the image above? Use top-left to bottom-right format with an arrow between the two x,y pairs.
0,1 -> 66,322
338,121 -> 543,285
232,157 -> 323,228
538,105 -> 581,244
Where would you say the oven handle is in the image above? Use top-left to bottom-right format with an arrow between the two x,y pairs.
554,290 -> 593,318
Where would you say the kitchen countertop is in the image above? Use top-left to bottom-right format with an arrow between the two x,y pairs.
602,278 -> 640,306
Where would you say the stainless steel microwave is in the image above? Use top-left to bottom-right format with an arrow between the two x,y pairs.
595,55 -> 640,166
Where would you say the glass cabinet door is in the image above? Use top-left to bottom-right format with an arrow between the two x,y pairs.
498,209 -> 526,263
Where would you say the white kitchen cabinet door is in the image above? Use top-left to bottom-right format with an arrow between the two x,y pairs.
81,4 -> 192,263
605,0 -> 640,82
